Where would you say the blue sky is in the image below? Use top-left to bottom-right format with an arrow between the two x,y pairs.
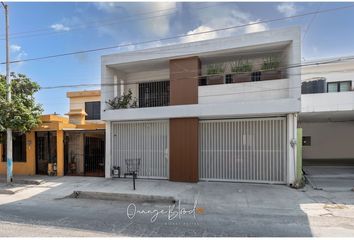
0,2 -> 353,115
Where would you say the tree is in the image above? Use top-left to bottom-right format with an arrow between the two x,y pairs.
106,89 -> 138,109
0,73 -> 43,142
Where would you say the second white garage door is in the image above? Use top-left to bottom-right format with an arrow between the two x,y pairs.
199,117 -> 287,184
111,120 -> 169,179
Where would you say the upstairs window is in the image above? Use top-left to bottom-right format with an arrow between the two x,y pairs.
327,81 -> 352,93
85,101 -> 101,120
138,81 -> 170,108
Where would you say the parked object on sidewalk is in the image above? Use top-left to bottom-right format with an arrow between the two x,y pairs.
124,158 -> 141,190
111,166 -> 120,178
48,163 -> 57,176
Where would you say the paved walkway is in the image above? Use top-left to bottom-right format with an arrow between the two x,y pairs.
304,166 -> 354,192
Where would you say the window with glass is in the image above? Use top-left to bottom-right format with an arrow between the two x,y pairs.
327,81 -> 352,93
85,101 -> 101,120
138,81 -> 170,108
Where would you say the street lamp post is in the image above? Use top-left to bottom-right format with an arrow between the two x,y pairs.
1,2 -> 12,183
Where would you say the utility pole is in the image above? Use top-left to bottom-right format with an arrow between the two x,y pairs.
1,2 -> 12,183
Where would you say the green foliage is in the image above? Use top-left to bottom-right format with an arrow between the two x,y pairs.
0,73 -> 43,141
106,89 -> 138,109
206,63 -> 225,75
230,59 -> 252,73
261,56 -> 280,71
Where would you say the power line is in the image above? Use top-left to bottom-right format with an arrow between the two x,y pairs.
2,4 -> 354,65
302,3 -> 323,41
39,57 -> 354,90
0,3 -> 224,40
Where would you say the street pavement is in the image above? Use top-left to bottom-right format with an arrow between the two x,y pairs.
0,167 -> 353,237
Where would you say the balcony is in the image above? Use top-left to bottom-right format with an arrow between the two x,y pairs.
302,91 -> 354,113
105,80 -> 170,110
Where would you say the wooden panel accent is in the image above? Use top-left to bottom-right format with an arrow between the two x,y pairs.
170,56 -> 200,105
169,118 -> 198,182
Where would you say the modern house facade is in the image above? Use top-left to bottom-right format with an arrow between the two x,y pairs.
0,90 -> 106,176
300,59 -> 354,165
101,27 -> 301,185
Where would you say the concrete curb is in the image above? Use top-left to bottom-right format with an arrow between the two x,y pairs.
67,191 -> 176,204
0,178 -> 44,185
0,185 -> 26,195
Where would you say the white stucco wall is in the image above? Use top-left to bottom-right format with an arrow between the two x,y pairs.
302,60 -> 354,85
199,79 -> 289,104
300,121 -> 354,160
101,27 -> 301,120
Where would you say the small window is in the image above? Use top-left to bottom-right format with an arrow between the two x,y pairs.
251,71 -> 261,82
302,136 -> 311,146
85,101 -> 101,120
327,81 -> 352,93
340,81 -> 351,92
225,74 -> 232,84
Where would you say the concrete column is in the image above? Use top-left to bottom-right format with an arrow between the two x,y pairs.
56,130 -> 64,176
287,113 -> 298,185
105,121 -> 111,178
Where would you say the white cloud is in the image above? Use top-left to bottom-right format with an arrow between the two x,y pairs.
93,2 -> 177,38
50,23 -> 70,32
181,5 -> 269,44
10,44 -> 21,52
12,50 -> 28,68
245,20 -> 268,34
277,3 -> 297,17
181,25 -> 218,43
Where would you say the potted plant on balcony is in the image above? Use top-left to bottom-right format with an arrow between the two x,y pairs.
260,56 -> 282,81
106,89 -> 138,109
206,63 -> 225,85
229,59 -> 252,83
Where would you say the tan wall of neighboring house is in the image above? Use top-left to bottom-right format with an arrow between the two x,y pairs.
0,132 -> 36,175
300,121 -> 354,160
66,90 -> 104,125
0,88 -> 106,176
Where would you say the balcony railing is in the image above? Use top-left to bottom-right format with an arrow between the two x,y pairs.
138,81 -> 170,108
106,80 -> 170,110
199,70 -> 284,86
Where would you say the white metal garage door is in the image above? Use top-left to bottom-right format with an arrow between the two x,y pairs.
199,117 -> 287,183
112,120 -> 169,179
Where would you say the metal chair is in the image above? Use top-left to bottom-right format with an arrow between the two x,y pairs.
124,158 -> 141,190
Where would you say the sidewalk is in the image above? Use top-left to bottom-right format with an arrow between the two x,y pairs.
2,175 -> 353,208
1,175 -> 354,237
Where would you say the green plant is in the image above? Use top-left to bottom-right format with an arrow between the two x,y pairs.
0,73 -> 43,143
206,63 -> 225,75
230,59 -> 252,73
261,56 -> 280,71
106,89 -> 138,109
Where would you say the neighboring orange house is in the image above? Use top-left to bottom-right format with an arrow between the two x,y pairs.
0,90 -> 105,177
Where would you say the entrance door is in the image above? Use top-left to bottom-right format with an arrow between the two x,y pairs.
35,131 -> 57,175
64,131 -> 105,177
84,133 -> 105,177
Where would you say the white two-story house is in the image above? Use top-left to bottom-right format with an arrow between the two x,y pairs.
101,27 -> 301,185
300,58 -> 354,166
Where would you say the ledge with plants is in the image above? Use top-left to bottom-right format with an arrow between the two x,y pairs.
205,63 -> 225,85
228,59 -> 253,83
260,56 -> 282,81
